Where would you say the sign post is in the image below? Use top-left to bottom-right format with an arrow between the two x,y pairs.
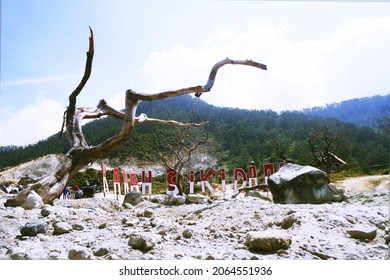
113,168 -> 121,200
141,170 -> 153,199
200,169 -> 215,193
122,170 -> 129,195
234,168 -> 247,193
263,163 -> 275,185
129,173 -> 139,192
248,165 -> 258,187
101,161 -> 109,197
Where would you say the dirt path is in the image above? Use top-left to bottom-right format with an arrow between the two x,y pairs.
336,175 -> 389,195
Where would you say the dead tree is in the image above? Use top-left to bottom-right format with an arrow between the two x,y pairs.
5,28 -> 267,207
163,114 -> 210,195
306,124 -> 347,173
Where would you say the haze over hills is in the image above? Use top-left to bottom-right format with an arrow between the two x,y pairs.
301,94 -> 390,128
0,94 -> 388,173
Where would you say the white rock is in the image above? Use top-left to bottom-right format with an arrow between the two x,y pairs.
21,190 -> 44,210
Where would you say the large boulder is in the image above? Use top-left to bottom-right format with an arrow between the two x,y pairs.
268,163 -> 344,204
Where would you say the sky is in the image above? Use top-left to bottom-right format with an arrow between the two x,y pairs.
1,0 -> 390,146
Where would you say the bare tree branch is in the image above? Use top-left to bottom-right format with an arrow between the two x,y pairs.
127,58 -> 267,100
65,27 -> 94,148
135,113 -> 210,127
200,58 -> 267,96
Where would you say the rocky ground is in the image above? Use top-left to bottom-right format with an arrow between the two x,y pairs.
0,175 -> 388,260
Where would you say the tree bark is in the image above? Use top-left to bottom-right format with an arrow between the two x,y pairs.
5,28 -> 267,208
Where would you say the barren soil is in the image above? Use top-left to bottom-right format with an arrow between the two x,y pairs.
0,175 -> 388,260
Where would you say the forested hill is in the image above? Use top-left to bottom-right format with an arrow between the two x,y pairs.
0,94 -> 389,173
302,94 -> 390,128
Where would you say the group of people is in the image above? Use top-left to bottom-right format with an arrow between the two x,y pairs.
62,185 -> 83,199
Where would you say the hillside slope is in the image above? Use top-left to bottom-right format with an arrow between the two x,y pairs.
302,94 -> 390,127
0,95 -> 388,173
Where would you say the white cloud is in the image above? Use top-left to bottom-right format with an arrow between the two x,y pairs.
0,93 -> 64,146
141,18 -> 390,112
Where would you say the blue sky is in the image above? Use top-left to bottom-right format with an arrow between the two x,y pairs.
1,0 -> 390,146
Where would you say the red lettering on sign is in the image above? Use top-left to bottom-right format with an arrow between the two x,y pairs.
142,170 -> 152,183
234,168 -> 247,181
101,161 -> 106,177
113,168 -> 120,183
248,165 -> 257,178
122,170 -> 128,184
200,169 -> 214,182
263,163 -> 275,181
129,173 -> 138,186
166,171 -> 177,191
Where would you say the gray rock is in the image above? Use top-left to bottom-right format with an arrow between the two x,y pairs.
40,206 -> 54,217
128,232 -> 161,251
182,228 -> 194,239
122,217 -> 139,227
98,223 -> 107,229
53,222 -> 73,235
268,163 -> 345,204
347,225 -> 377,240
21,190 -> 44,210
93,247 -> 109,257
68,247 -> 91,260
163,195 -> 186,206
123,191 -> 143,206
245,230 -> 292,252
143,208 -> 154,218
279,215 -> 300,229
20,221 -> 48,236
72,224 -> 85,231
245,190 -> 272,202
187,194 -> 210,204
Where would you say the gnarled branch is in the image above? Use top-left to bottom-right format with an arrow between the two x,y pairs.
200,58 -> 267,95
126,57 -> 267,100
65,27 -> 94,148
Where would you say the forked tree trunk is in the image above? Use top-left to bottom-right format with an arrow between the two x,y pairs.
5,28 -> 267,208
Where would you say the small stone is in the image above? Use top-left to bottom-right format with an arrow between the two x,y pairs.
245,230 -> 292,252
40,206 -> 53,217
280,215 -> 300,229
53,222 -> 73,235
98,223 -> 107,229
93,247 -> 109,257
144,208 -> 154,218
68,247 -> 91,260
122,217 -> 138,227
347,225 -> 377,240
20,221 -> 48,236
72,224 -> 85,231
123,191 -> 143,206
182,228 -> 194,239
128,232 -> 161,251
187,194 -> 210,204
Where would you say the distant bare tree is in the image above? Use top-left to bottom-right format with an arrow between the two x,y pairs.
163,113 -> 210,195
306,124 -> 347,173
5,27 -> 267,207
